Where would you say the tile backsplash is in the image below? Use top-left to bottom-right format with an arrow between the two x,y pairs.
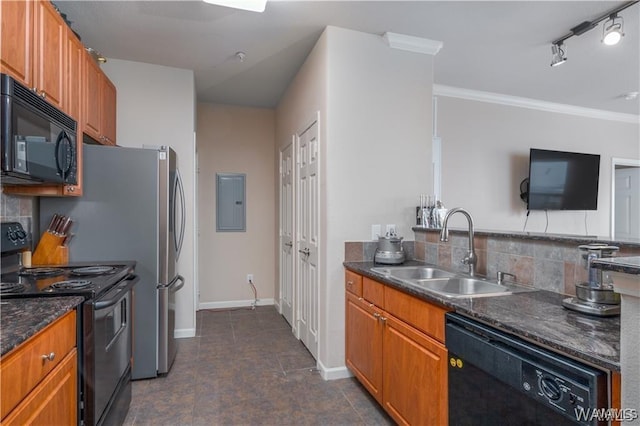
1,189 -> 35,245
345,229 -> 640,296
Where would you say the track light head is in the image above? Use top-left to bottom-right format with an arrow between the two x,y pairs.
602,14 -> 624,45
550,43 -> 567,67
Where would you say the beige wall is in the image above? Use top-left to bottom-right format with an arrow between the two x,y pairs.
102,59 -> 197,337
437,96 -> 640,236
277,26 -> 435,376
197,103 -> 276,307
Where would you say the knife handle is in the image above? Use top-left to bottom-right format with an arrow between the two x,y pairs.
47,214 -> 59,233
59,218 -> 73,236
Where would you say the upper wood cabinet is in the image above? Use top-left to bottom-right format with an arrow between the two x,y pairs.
1,0 -> 118,196
83,54 -> 116,145
1,0 -> 66,111
33,0 -> 65,109
0,0 -> 33,86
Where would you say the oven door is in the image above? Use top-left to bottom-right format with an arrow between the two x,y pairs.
93,275 -> 138,425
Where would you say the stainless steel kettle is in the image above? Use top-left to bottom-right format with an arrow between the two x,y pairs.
374,232 -> 405,265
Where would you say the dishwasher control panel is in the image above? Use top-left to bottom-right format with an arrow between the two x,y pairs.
522,363 -> 591,420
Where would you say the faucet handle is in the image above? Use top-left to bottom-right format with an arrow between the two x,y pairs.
497,271 -> 516,284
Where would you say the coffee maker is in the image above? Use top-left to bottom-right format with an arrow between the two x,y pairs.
562,243 -> 620,316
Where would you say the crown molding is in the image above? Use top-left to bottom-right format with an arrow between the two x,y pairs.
383,32 -> 443,56
433,84 -> 640,124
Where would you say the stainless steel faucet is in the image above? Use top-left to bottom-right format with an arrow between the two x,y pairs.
439,207 -> 478,277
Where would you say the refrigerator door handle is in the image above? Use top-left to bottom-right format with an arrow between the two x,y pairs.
158,274 -> 185,293
169,274 -> 185,293
173,169 -> 186,260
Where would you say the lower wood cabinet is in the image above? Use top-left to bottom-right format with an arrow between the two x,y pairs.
345,270 -> 449,425
345,292 -> 383,402
382,312 -> 447,425
0,310 -> 77,425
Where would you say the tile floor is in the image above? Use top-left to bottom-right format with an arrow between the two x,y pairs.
124,306 -> 394,425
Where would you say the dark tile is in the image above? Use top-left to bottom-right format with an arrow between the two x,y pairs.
128,306 -> 387,426
277,348 -> 316,372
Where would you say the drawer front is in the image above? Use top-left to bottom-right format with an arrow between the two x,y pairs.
1,310 -> 76,420
384,286 -> 450,343
345,270 -> 363,297
363,277 -> 385,308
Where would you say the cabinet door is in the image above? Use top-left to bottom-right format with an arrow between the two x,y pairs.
34,0 -> 65,108
83,54 -> 102,141
65,31 -> 83,121
0,0 -> 33,86
382,314 -> 448,426
2,349 -> 77,426
345,292 -> 383,403
101,76 -> 117,145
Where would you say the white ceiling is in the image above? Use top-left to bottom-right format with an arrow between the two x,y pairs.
56,1 -> 640,115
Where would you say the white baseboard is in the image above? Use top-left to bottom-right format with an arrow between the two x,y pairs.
198,298 -> 275,311
174,328 -> 196,338
317,359 -> 353,381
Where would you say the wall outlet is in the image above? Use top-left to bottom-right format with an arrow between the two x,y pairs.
246,274 -> 254,283
371,224 -> 381,240
386,224 -> 396,235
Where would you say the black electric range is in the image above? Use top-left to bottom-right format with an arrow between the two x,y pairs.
1,222 -> 138,426
0,263 -> 134,299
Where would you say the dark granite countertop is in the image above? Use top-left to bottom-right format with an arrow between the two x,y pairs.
412,227 -> 640,248
591,256 -> 640,276
344,261 -> 620,372
0,297 -> 83,357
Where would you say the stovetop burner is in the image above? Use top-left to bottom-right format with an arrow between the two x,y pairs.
71,266 -> 116,276
47,280 -> 93,290
0,282 -> 26,294
19,267 -> 65,277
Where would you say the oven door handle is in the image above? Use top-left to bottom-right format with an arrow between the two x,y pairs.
94,275 -> 139,311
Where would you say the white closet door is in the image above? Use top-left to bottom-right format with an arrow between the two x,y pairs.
615,167 -> 640,240
279,143 -> 295,326
296,120 -> 319,359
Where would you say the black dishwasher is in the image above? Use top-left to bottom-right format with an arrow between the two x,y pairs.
446,313 -> 608,426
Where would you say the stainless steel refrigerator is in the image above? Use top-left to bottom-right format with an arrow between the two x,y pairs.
39,144 -> 186,379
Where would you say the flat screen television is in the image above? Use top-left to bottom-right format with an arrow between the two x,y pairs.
527,148 -> 600,211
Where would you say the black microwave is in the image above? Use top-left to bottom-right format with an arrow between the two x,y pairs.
1,73 -> 77,185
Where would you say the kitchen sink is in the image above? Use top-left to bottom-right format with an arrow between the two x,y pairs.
414,277 -> 511,298
371,266 -> 456,280
370,266 -> 534,298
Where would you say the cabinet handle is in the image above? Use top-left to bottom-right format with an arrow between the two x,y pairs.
41,352 -> 55,362
380,317 -> 387,324
358,297 -> 363,301
66,186 -> 75,192
373,312 -> 380,319
346,281 -> 353,287
369,303 -> 374,308
40,92 -> 46,99
31,87 -> 38,93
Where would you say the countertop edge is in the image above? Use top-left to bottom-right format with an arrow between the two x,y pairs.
1,296 -> 84,357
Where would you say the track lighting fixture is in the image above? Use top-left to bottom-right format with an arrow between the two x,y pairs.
602,14 -> 624,45
549,1 -> 637,65
550,43 -> 567,67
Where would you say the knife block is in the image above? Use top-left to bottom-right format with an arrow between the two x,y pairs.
32,232 -> 68,266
